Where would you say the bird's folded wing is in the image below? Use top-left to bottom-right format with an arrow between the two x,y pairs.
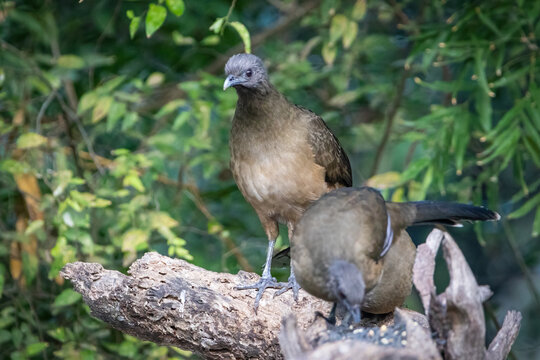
301,106 -> 353,188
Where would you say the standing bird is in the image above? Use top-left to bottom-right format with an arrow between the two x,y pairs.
292,187 -> 500,323
223,53 -> 352,310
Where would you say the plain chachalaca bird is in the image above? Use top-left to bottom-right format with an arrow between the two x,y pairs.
292,186 -> 500,323
223,53 -> 352,309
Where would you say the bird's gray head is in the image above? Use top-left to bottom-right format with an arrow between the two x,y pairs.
328,260 -> 365,324
223,53 -> 269,91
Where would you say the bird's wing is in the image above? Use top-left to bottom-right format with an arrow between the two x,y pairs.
299,106 -> 353,187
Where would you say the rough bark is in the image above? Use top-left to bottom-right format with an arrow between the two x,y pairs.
61,229 -> 521,360
412,229 -> 522,360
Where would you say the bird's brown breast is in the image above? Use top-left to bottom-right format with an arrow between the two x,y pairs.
230,118 -> 329,225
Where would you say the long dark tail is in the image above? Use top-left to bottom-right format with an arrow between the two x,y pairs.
388,201 -> 500,227
273,201 -> 500,266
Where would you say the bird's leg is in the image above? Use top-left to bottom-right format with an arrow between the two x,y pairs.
235,239 -> 281,312
274,224 -> 301,300
315,303 -> 337,326
274,262 -> 301,299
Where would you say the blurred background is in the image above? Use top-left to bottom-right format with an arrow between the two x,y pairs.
1,0 -> 539,358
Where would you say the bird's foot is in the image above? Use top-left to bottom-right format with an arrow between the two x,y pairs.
236,275 -> 281,312
314,311 -> 337,326
274,273 -> 301,301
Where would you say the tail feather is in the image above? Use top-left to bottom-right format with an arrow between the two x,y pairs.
408,201 -> 500,226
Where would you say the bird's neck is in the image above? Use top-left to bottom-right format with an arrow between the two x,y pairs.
235,82 -> 286,116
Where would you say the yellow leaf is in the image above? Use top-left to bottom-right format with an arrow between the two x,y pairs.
352,0 -> 367,20
92,96 -> 113,123
121,229 -> 150,252
16,133 -> 47,149
342,20 -> 358,49
330,14 -> 348,44
365,171 -> 401,189
146,72 -> 165,87
322,42 -> 337,65
148,211 -> 179,229
57,55 -> 85,69
229,21 -> 251,54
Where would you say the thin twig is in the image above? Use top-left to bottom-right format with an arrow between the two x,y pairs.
36,90 -> 56,134
204,0 -> 322,74
54,93 -> 105,175
369,70 -> 409,177
181,182 -> 254,273
502,219 -> 540,308
266,0 -> 295,13
89,0 -> 122,89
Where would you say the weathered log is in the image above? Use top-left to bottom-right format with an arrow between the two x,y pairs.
61,229 -> 521,359
412,229 -> 522,360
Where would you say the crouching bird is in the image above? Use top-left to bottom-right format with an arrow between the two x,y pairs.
223,53 -> 352,311
292,187 -> 500,324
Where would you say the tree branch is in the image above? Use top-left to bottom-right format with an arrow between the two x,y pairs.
369,70 -> 408,177
61,229 -> 521,359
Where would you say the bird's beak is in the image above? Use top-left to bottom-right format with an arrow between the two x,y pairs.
350,306 -> 361,324
223,75 -> 245,90
343,300 -> 362,325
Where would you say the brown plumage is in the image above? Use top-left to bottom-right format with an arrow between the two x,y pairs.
224,53 -> 352,310
292,187 -> 500,323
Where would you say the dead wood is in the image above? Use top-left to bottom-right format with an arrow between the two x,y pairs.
61,229 -> 521,359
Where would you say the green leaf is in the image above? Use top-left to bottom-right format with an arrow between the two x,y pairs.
123,170 -> 145,192
452,113 -> 470,173
0,329 -> 10,345
25,219 -> 44,236
129,16 -> 141,39
99,75 -> 126,93
342,20 -> 358,49
91,96 -> 113,123
508,192 -> 540,219
106,101 -> 127,131
400,158 -> 431,184
145,4 -> 167,38
533,206 -> 540,237
0,267 -> 4,299
209,17 -> 225,34
25,342 -> 48,356
77,91 -> 98,115
122,112 -> 139,131
330,14 -> 348,44
16,132 -> 47,149
166,0 -> 184,17
352,0 -> 366,20
229,21 -> 251,54
476,89 -> 492,132
121,229 -> 149,253
148,211 -> 178,229
201,35 -> 220,46
57,55 -> 85,69
475,7 -> 501,36
322,42 -> 337,65
490,67 -> 529,88
172,31 -> 195,45
46,328 -> 66,342
53,289 -> 82,307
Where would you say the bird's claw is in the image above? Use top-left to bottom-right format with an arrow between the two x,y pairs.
314,311 -> 337,326
273,274 -> 301,300
236,276 -> 281,312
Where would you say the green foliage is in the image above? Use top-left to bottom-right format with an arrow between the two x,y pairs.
1,0 -> 539,358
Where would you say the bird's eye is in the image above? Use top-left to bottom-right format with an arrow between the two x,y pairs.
245,69 -> 253,77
